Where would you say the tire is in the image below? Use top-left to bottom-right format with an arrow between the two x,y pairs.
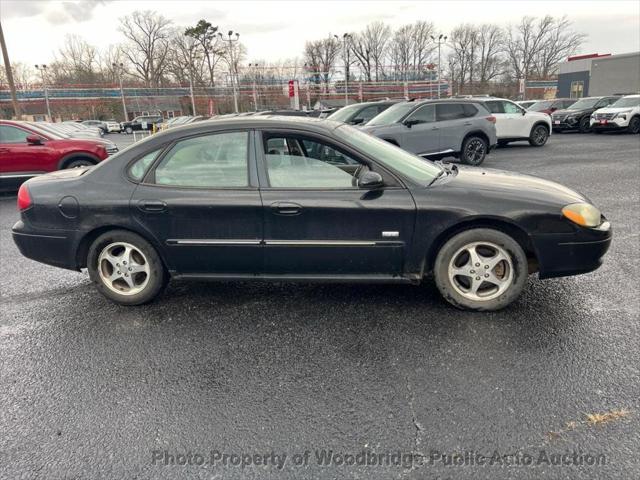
528,124 -> 549,147
460,136 -> 487,166
64,158 -> 95,169
579,117 -> 591,133
125,126 -> 133,134
627,116 -> 640,134
433,228 -> 528,311
87,230 -> 166,305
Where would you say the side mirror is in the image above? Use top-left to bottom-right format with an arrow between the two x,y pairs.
26,135 -> 43,145
351,117 -> 364,125
403,119 -> 420,128
358,171 -> 384,189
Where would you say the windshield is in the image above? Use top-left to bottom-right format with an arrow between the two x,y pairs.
26,122 -> 69,139
528,100 -> 553,111
567,98 -> 600,110
335,124 -> 442,184
366,102 -> 415,126
327,104 -> 362,122
611,97 -> 640,108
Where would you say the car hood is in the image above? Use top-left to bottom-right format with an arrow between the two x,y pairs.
593,106 -> 636,114
553,108 -> 593,116
440,166 -> 589,206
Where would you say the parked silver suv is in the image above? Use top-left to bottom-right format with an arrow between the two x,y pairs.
361,99 -> 497,165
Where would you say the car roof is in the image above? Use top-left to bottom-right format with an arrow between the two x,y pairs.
158,115 -> 346,136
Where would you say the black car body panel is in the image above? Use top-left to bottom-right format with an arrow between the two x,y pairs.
13,117 -> 611,284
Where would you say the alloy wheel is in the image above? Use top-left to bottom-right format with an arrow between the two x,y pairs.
98,242 -> 150,296
448,241 -> 514,301
532,126 -> 548,145
464,138 -> 486,164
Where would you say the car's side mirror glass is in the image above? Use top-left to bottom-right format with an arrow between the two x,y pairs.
26,135 -> 43,145
357,171 -> 384,189
351,118 -> 364,125
403,119 -> 420,128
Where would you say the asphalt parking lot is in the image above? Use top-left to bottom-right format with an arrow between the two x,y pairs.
1,132 -> 639,479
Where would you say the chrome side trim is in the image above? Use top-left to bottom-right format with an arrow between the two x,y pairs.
167,239 -> 261,246
265,239 -> 376,246
382,231 -> 399,238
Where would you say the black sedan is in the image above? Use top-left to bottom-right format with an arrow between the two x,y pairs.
12,117 -> 612,310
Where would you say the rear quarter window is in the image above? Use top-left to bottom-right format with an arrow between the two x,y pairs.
128,149 -> 163,181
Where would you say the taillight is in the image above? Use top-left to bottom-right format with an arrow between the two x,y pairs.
485,115 -> 496,124
17,184 -> 32,211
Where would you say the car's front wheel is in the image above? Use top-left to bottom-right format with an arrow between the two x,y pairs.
433,228 -> 528,311
528,124 -> 549,146
460,136 -> 487,166
65,158 -> 94,168
87,230 -> 166,305
579,117 -> 591,133
627,116 -> 640,134
125,126 -> 133,134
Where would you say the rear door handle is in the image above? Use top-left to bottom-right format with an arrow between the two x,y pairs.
138,200 -> 167,213
271,202 -> 302,215
0,148 -> 9,154
431,126 -> 439,130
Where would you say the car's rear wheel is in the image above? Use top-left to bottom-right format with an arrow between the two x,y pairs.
125,126 -> 133,134
627,116 -> 640,134
528,124 -> 549,146
460,136 -> 487,166
433,228 -> 528,311
579,117 -> 591,133
65,158 -> 94,168
87,230 -> 166,305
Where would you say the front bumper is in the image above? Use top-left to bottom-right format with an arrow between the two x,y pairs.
12,220 -> 80,271
551,118 -> 581,131
590,118 -> 627,130
532,221 -> 612,279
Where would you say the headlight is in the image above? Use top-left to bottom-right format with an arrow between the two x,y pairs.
562,203 -> 601,228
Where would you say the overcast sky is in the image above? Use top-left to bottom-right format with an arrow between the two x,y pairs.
2,0 -> 639,65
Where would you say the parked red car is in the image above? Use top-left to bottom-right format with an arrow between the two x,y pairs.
0,120 -> 113,190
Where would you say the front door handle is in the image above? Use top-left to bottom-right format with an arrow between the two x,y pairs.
271,202 -> 302,216
0,148 -> 9,154
138,200 -> 167,213
463,122 -> 472,126
431,126 -> 439,130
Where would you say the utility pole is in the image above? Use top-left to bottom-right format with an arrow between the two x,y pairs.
34,64 -> 52,120
112,63 -> 128,121
0,21 -> 21,118
219,30 -> 240,113
431,34 -> 447,98
249,63 -> 259,111
334,33 -> 352,106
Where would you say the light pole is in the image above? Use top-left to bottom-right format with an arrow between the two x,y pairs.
34,64 -> 52,120
430,34 -> 447,98
248,63 -> 259,111
219,30 -> 240,113
334,33 -> 352,106
112,62 -> 128,122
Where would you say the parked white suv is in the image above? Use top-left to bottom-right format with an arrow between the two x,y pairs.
479,98 -> 553,147
590,94 -> 640,134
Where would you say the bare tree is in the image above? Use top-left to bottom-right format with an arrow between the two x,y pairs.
57,34 -> 99,83
533,16 -> 586,77
166,29 -> 205,85
476,24 -> 505,84
119,10 -> 172,87
350,22 -> 391,81
448,24 -> 478,92
304,36 -> 341,88
388,21 -> 435,80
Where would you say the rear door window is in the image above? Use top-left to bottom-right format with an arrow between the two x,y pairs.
436,103 -> 467,121
152,132 -> 249,188
484,101 -> 504,114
